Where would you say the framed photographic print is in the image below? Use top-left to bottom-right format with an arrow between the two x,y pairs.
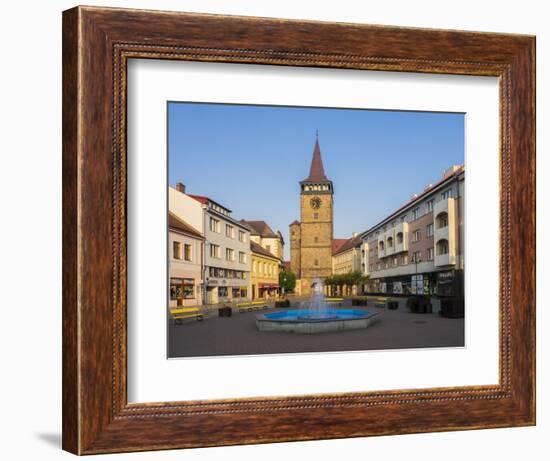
62,6 -> 535,455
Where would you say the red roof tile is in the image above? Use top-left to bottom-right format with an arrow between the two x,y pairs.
333,235 -> 362,255
168,213 -> 204,240
331,239 -> 348,255
187,194 -> 209,205
303,137 -> 329,182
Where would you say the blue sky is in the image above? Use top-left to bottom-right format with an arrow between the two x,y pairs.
168,102 -> 464,260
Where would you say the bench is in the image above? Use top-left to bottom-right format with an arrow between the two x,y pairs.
371,297 -> 388,308
235,300 -> 269,312
170,307 -> 204,324
325,297 -> 344,306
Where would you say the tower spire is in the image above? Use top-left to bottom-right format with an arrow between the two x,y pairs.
303,134 -> 328,182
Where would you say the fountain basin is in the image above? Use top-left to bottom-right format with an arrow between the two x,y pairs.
256,309 -> 380,334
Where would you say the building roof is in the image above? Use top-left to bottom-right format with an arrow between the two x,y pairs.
168,212 -> 204,240
241,220 -> 279,238
188,194 -> 232,213
250,240 -> 279,260
360,165 -> 465,239
331,239 -> 348,255
289,220 -> 301,227
333,235 -> 362,256
302,136 -> 329,182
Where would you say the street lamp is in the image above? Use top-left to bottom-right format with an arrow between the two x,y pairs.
413,253 -> 422,294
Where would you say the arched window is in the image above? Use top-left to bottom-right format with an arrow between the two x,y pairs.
387,236 -> 393,247
396,232 -> 403,244
436,212 -> 449,229
436,239 -> 449,255
379,241 -> 385,251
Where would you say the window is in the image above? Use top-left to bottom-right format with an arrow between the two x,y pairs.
314,259 -> 319,266
226,248 -> 235,261
387,236 -> 393,247
426,199 -> 434,212
403,254 -> 408,265
412,207 -> 420,220
183,243 -> 192,261
225,224 -> 235,238
313,237 -> 318,243
314,212 -> 319,220
210,244 -> 220,258
266,244 -> 271,252
393,257 -> 398,266
379,241 -> 385,251
253,261 -> 257,273
209,217 -> 220,233
441,189 -> 451,200
426,223 -> 434,237
428,247 -> 434,260
239,251 -> 246,264
238,230 -> 246,242
412,229 -> 421,242
412,251 -> 422,263
170,278 -> 195,300
401,215 -> 407,222
173,241 -> 182,260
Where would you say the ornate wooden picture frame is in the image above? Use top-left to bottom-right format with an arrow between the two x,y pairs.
62,6 -> 535,455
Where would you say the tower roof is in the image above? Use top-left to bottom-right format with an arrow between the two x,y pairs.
303,136 -> 329,182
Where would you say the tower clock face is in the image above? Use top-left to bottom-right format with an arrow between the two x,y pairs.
310,196 -> 322,209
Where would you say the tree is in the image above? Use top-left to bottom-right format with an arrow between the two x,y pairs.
324,271 -> 369,295
279,271 -> 297,294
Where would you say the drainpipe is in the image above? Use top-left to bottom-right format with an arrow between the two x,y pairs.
202,207 -> 208,306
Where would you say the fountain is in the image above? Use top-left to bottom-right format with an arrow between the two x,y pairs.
256,279 -> 380,334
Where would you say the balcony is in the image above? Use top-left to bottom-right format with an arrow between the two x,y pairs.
384,229 -> 395,256
394,222 -> 408,253
377,239 -> 385,258
433,198 -> 457,267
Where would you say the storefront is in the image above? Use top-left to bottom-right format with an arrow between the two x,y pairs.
369,272 -> 437,296
170,277 -> 197,307
257,283 -> 279,299
205,270 -> 249,304
368,270 -> 463,297
436,269 -> 464,298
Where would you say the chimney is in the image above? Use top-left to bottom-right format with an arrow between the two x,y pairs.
175,182 -> 186,193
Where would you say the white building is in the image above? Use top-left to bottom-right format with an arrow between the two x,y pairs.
169,183 -> 251,304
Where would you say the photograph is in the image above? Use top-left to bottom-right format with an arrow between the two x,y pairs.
167,102 -> 465,358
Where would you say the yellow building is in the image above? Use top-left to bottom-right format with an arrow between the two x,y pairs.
250,241 -> 280,300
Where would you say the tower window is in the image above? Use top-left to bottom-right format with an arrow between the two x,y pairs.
314,212 -> 318,219
314,259 -> 319,266
314,236 -> 318,243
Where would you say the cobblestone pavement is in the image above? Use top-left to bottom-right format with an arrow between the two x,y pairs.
168,303 -> 464,358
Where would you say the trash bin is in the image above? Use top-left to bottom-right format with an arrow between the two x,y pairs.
218,306 -> 232,317
387,300 -> 399,310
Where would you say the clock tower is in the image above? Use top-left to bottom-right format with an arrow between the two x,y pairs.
290,134 -> 334,295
